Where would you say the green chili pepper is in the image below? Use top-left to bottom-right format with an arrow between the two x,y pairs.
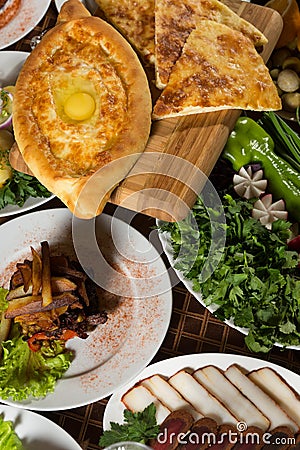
223,116 -> 300,222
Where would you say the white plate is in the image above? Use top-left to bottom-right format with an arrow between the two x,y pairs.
0,0 -> 51,50
0,208 -> 172,410
103,353 -> 300,428
0,404 -> 81,449
0,51 -> 54,217
55,0 -> 98,13
157,225 -> 300,351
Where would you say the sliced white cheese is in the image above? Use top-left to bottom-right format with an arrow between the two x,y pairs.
193,365 -> 270,431
121,384 -> 170,424
225,364 -> 298,433
248,368 -> 300,429
141,374 -> 203,420
168,369 -> 237,425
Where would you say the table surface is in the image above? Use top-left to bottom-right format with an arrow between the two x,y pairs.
1,2 -> 300,449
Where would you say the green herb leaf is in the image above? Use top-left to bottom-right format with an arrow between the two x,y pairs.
158,193 -> 300,352
99,403 -> 159,447
0,168 -> 51,209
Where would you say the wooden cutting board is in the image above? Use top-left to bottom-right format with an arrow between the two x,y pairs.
10,1 -> 283,221
108,0 -> 283,221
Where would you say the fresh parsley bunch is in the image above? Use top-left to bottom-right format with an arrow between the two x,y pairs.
159,193 -> 300,353
0,170 -> 51,209
99,403 -> 159,447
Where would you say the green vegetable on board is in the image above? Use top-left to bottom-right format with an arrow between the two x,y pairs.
158,194 -> 300,353
99,403 -> 159,447
258,111 -> 300,173
222,116 -> 300,222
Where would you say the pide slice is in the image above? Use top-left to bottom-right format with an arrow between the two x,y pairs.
94,0 -> 155,64
154,0 -> 268,89
152,20 -> 281,120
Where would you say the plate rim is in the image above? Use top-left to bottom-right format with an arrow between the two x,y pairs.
0,207 -> 172,410
0,194 -> 55,218
0,404 -> 82,449
0,0 -> 52,50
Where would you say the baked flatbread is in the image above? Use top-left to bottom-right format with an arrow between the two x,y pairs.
152,20 -> 281,119
155,0 -> 268,88
57,0 -> 91,23
13,4 -> 152,219
94,0 -> 155,64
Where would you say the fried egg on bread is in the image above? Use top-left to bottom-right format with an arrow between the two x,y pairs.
13,0 -> 152,218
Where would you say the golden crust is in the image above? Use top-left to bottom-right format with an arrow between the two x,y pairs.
155,0 -> 268,88
152,20 -> 281,119
94,0 -> 155,64
57,0 -> 91,23
13,15 -> 152,218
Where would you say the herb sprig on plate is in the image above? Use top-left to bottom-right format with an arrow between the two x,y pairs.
99,403 -> 159,447
0,169 -> 51,209
158,193 -> 300,353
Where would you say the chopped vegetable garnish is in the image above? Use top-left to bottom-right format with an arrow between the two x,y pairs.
252,194 -> 288,229
0,89 -> 13,130
233,166 -> 267,199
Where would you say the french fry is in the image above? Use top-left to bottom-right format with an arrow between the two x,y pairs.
16,261 -> 32,293
41,241 -> 52,306
31,246 -> 42,296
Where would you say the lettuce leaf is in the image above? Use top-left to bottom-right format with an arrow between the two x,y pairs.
0,324 -> 73,401
0,287 -> 73,401
0,416 -> 24,449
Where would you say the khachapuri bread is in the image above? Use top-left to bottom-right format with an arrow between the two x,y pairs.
13,10 -> 152,218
